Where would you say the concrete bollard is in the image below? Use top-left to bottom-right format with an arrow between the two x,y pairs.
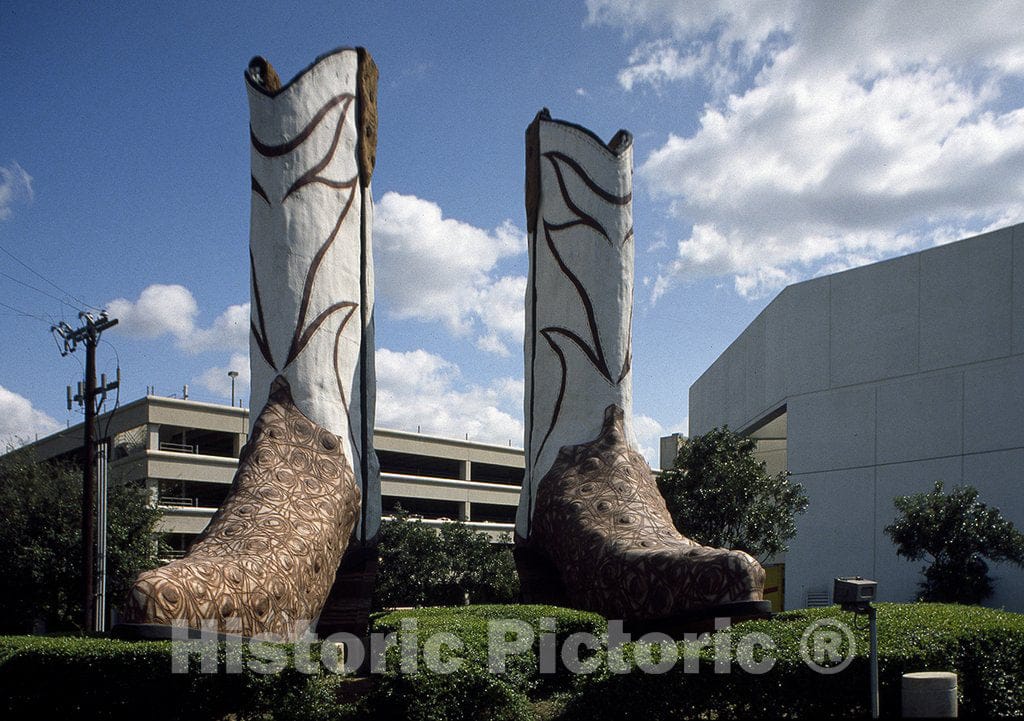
902,671 -> 957,718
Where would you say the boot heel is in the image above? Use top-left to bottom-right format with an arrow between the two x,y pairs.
514,545 -> 568,606
317,542 -> 378,638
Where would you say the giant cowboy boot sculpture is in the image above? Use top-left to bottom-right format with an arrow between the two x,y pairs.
122,49 -> 381,640
515,109 -> 769,625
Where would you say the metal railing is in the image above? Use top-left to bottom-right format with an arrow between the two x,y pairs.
158,441 -> 197,454
158,495 -> 198,507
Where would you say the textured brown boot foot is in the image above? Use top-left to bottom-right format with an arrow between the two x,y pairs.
123,376 -> 360,639
519,405 -> 767,622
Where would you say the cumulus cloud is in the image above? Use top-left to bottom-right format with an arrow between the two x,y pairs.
107,284 -> 248,354
632,413 -> 668,468
375,347 -> 524,446
0,385 -> 61,449
374,192 -> 526,354
192,303 -> 249,354
107,284 -> 197,339
374,345 -> 672,462
589,0 -> 1024,299
0,162 -> 34,220
196,353 -> 250,403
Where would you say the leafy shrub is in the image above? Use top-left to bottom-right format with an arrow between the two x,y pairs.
367,604 -> 606,721
0,634 -> 357,721
657,426 -> 808,562
885,481 -> 1024,603
0,450 -> 166,633
559,603 -> 1024,719
375,511 -> 519,609
6,603 -> 1016,719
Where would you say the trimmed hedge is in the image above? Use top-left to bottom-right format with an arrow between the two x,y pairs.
368,603 -> 1024,719
366,604 -> 606,721
0,634 -> 357,721
2,603 -> 1020,719
559,603 -> 1024,719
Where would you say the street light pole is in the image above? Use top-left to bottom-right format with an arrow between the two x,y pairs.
228,370 -> 239,407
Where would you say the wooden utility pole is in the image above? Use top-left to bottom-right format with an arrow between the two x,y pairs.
53,311 -> 118,632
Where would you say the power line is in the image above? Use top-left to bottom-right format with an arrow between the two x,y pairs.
0,299 -> 51,323
0,270 -> 83,309
0,242 -> 102,312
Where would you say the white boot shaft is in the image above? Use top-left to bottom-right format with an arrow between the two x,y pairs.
518,110 -> 637,538
246,48 -> 381,540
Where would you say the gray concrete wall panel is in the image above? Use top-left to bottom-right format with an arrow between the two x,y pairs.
919,227 -> 1013,371
783,468 -> 875,610
963,355 -> 1024,454
1014,225 -> 1023,355
876,370 -> 963,465
787,386 -> 875,474
690,223 -> 1024,613
765,277 -> 830,405
830,254 -> 919,387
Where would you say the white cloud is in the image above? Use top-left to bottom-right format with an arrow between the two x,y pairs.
632,413 -> 667,468
196,353 -> 250,403
617,40 -> 710,91
373,192 -> 526,353
107,284 -> 197,340
590,1 -> 1024,299
107,284 -> 249,354
0,385 -> 61,449
0,161 -> 34,220
473,275 -> 527,356
475,332 -> 510,357
192,303 -> 249,354
375,347 -> 523,446
375,345 -> 674,464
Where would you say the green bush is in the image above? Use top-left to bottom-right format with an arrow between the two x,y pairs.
559,603 -> 1024,719
5,603 -> 1017,719
657,426 -> 808,562
885,481 -> 1024,603
367,604 -> 606,721
374,511 -> 520,609
0,450 -> 166,633
0,634 -> 358,721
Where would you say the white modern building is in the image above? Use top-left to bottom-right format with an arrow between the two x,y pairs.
687,223 -> 1024,612
27,395 -> 524,552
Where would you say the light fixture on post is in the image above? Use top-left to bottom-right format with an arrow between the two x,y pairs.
835,576 -> 880,719
228,370 -> 239,407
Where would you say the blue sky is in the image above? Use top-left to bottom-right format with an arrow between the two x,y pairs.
2,1 -> 1023,459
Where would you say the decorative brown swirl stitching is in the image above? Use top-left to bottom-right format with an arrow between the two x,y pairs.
124,377 -> 360,639
249,249 -> 276,371
524,405 -> 765,620
530,141 -> 633,469
251,176 -> 270,205
250,93 -> 353,157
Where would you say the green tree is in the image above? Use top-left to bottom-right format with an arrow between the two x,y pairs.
435,521 -> 519,604
884,481 -> 1024,604
374,509 -> 518,609
656,427 -> 808,562
0,449 -> 166,633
